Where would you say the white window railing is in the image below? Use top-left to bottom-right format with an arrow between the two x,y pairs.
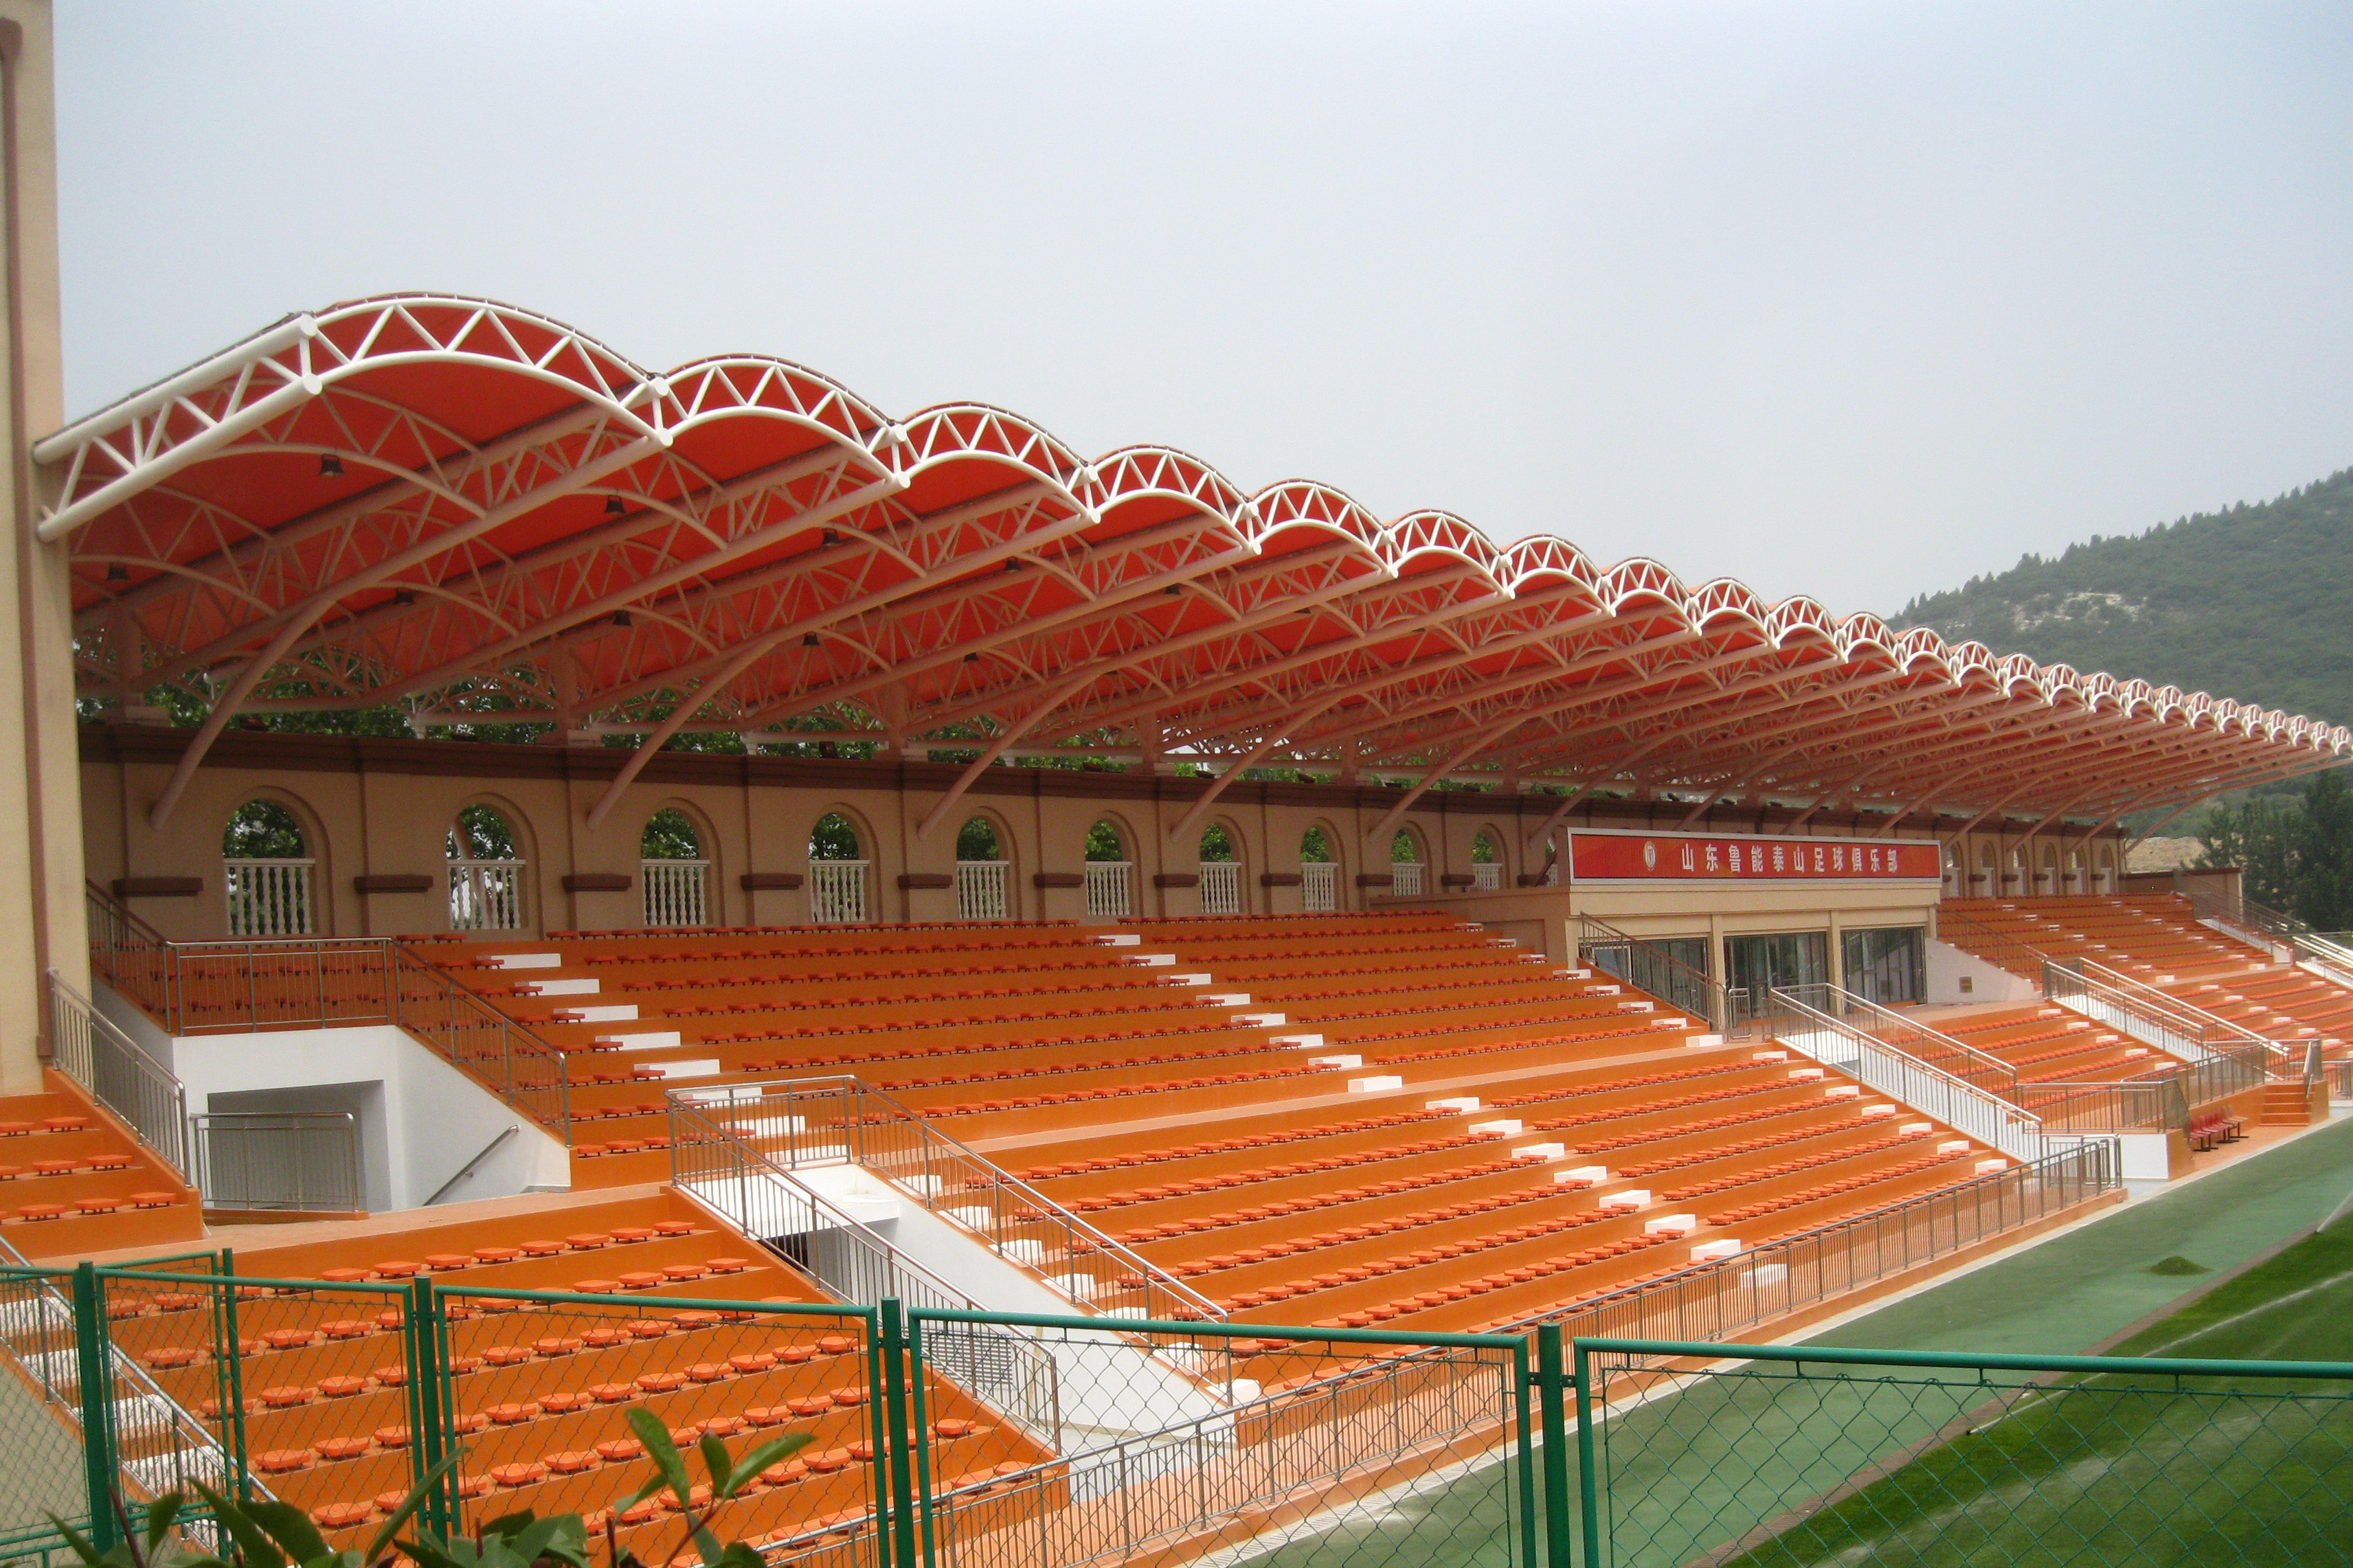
956,860 -> 1010,921
642,859 -> 709,928
811,860 -> 869,924
1301,862 -> 1338,913
1198,861 -> 1241,916
224,858 -> 315,937
449,859 -> 527,931
1471,863 -> 1502,891
1085,862 -> 1133,922
1391,862 -> 1426,898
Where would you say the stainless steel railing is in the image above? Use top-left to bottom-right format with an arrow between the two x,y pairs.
47,972 -> 188,1178
1577,914 -> 1748,1036
667,1075 -> 1224,1323
2180,887 -> 2353,988
665,1089 -> 1063,1438
188,1111 -> 362,1212
85,884 -> 572,1139
1762,984 -> 2062,1161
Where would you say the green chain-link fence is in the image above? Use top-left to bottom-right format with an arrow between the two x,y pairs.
1571,1338 -> 2353,1567
0,1261 -> 1544,1568
10,1264 -> 2353,1568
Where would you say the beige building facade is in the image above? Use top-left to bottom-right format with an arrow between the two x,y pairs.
80,724 -> 2126,989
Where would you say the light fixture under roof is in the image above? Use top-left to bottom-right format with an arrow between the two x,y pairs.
802,633 -> 821,648
318,455 -> 344,477
104,563 -> 128,582
604,496 -> 627,516
611,611 -> 633,628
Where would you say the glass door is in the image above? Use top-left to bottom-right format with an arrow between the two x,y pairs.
1723,931 -> 1830,1007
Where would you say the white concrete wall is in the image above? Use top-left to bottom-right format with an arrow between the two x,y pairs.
1924,936 -> 2040,1005
93,985 -> 568,1212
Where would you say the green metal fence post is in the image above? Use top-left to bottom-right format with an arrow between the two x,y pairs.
853,1308 -> 888,1568
904,1316 -> 938,1568
215,1251 -> 251,1499
877,1301 -> 919,1568
69,1263 -> 118,1551
1535,1326 -> 1574,1568
1511,1338 -> 1541,1568
405,1274 -> 453,1540
1571,1340 -> 1601,1568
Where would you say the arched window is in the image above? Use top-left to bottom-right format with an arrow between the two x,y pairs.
1300,825 -> 1339,912
1083,819 -> 1131,920
449,804 -> 517,861
1389,828 -> 1426,897
810,813 -> 863,861
223,799 -> 313,936
956,816 -> 1002,861
224,800 -> 306,860
809,813 -> 868,923
1470,829 -> 1502,891
448,804 -> 526,931
1197,823 -> 1241,916
640,808 -> 708,927
956,815 -> 1009,920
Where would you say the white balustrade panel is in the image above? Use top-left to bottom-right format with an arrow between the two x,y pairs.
957,861 -> 1010,921
810,860 -> 869,924
223,859 -> 314,938
449,859 -> 527,931
1472,863 -> 1502,891
1301,862 -> 1338,913
1391,862 -> 1426,898
1084,862 -> 1133,922
642,859 -> 709,929
1198,861 -> 1241,917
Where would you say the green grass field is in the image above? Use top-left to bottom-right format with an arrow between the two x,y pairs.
1224,1119 -> 2353,1568
1699,1223 -> 2353,1568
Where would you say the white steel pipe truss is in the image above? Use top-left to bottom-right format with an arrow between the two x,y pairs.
44,293 -> 2352,832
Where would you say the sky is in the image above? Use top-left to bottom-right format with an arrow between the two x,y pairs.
52,1 -> 2353,618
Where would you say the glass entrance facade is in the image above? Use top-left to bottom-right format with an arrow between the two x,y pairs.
1723,931 -> 1830,1001
1842,925 -> 1927,1005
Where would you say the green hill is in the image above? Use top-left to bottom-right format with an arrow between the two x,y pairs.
1892,466 -> 2353,729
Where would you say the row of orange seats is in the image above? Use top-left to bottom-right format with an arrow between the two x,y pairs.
1096,1152 -> 1520,1234
1650,1128 -> 1922,1197
1700,1147 -> 1968,1225
1011,1109 -> 1459,1183
1169,1185 -> 1597,1281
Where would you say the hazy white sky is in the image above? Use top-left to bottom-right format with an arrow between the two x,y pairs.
54,1 -> 2353,617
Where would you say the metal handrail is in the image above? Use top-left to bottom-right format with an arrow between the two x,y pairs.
82,882 -> 572,1139
188,1111 -> 363,1212
1577,913 -> 1740,1035
1813,982 -> 2023,1096
388,942 -> 572,1136
47,972 -> 189,1178
1764,984 -> 2058,1161
667,1074 -> 1226,1323
2043,955 -> 2293,1069
664,1091 -> 1063,1437
2180,887 -> 2353,985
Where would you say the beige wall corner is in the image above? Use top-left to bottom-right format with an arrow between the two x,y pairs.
0,1 -> 78,1095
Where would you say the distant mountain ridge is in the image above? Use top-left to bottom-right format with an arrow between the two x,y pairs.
1893,466 -> 2353,729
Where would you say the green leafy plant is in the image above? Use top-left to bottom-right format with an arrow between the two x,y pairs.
50,1405 -> 811,1568
606,1407 -> 813,1568
49,1452 -> 457,1568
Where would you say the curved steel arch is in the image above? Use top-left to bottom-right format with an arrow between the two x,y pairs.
42,291 -> 2352,832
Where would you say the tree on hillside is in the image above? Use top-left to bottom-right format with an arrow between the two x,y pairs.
2196,769 -> 2353,927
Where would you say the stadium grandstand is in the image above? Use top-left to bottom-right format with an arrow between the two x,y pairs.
0,8 -> 2349,1566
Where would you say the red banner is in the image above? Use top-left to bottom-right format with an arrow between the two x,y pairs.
1568,830 -> 1941,883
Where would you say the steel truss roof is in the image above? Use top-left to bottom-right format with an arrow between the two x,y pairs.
41,293 -> 2351,837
